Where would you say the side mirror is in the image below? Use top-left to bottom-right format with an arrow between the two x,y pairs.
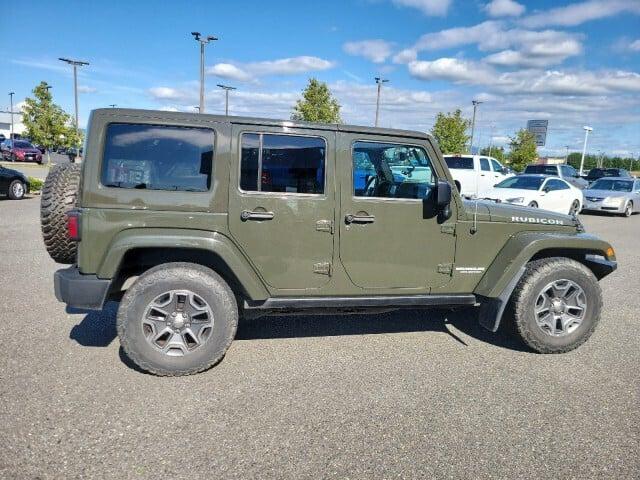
502,167 -> 509,174
436,180 -> 452,208
542,187 -> 550,193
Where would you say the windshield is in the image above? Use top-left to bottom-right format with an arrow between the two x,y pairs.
14,141 -> 33,148
495,176 -> 544,190
445,156 -> 473,169
524,165 -> 557,175
590,179 -> 633,192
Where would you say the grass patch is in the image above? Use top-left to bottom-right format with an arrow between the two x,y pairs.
28,176 -> 44,192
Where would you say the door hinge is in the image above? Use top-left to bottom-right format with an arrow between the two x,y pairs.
437,263 -> 453,275
441,223 -> 456,235
313,262 -> 332,276
316,219 -> 334,234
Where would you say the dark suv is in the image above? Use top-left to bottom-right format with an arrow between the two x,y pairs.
584,168 -> 632,183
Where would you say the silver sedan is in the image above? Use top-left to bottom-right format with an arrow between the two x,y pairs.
582,177 -> 640,217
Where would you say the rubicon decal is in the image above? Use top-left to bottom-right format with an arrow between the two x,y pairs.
511,216 -> 564,225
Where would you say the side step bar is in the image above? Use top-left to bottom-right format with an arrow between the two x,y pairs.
244,294 -> 477,310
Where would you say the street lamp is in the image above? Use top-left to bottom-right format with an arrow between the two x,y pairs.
374,77 -> 388,127
8,92 -> 14,140
191,32 -> 218,113
59,57 -> 89,154
470,100 -> 483,153
217,84 -> 236,116
579,126 -> 593,176
564,145 -> 570,164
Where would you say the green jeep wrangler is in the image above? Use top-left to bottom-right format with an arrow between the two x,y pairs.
42,109 -> 617,376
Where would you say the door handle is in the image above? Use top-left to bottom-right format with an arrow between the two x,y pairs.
241,210 -> 275,221
345,213 -> 375,224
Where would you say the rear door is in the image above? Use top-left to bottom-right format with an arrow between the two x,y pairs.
478,157 -> 493,196
228,125 -> 335,291
338,134 -> 456,291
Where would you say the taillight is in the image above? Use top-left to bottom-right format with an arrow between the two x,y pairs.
67,210 -> 81,241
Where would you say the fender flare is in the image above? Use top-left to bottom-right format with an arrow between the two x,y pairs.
96,228 -> 270,301
475,231 -> 615,332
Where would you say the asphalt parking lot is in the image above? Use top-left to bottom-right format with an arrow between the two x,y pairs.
1,197 -> 638,479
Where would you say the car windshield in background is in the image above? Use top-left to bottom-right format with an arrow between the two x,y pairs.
590,179 -> 633,192
14,141 -> 33,149
445,156 -> 473,169
523,165 -> 557,175
495,176 -> 544,190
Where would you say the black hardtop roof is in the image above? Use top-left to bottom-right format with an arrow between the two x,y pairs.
91,108 -> 432,141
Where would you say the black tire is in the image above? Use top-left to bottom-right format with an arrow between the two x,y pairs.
508,257 -> 602,353
117,263 -> 238,376
569,199 -> 581,216
7,179 -> 26,200
40,163 -> 81,264
622,202 -> 632,217
528,201 -> 538,208
454,181 -> 461,193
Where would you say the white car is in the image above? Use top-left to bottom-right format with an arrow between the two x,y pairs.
488,174 -> 583,215
443,154 -> 513,198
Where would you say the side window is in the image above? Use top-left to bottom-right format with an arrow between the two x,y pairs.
352,141 -> 435,200
560,165 -> 569,177
635,181 -> 640,192
567,165 -> 578,177
490,159 -> 503,172
240,133 -> 325,194
480,158 -> 490,171
102,123 -> 213,192
546,179 -> 569,191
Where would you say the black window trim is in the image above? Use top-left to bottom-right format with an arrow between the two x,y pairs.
99,122 -> 216,193
350,138 -> 439,203
237,131 -> 328,198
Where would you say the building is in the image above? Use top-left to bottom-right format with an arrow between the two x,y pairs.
0,112 -> 26,139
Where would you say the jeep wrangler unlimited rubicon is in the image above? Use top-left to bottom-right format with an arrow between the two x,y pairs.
43,109 -> 617,376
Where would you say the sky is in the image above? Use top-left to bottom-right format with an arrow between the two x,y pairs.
2,0 -> 639,157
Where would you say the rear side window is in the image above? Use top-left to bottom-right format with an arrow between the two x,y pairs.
240,133 -> 325,194
444,156 -> 474,169
102,124 -> 213,192
480,158 -> 490,171
524,165 -> 558,175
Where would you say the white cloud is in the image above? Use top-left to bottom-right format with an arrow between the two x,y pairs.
208,56 -> 335,83
408,58 -> 495,84
521,0 -> 640,28
343,40 -> 395,63
484,0 -> 525,17
485,37 -> 582,67
391,0 -> 452,16
630,39 -> 640,51
392,49 -> 418,64
77,85 -> 97,94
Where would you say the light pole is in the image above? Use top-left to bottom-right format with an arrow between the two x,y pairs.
8,92 -> 14,140
217,84 -> 236,116
470,100 -> 483,153
374,77 -> 388,127
59,57 -> 89,154
579,126 -> 593,176
564,145 -> 570,164
191,32 -> 218,113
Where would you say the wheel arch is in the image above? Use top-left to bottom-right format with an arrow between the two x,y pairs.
97,229 -> 270,302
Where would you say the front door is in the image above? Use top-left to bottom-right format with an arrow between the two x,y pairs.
338,135 -> 456,291
228,126 -> 335,290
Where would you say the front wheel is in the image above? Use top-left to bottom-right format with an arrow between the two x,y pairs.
508,257 -> 602,353
117,263 -> 238,376
528,201 -> 538,208
569,199 -> 581,216
623,202 -> 633,217
8,180 -> 26,200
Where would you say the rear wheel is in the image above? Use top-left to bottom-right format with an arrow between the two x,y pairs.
8,180 -> 26,200
117,263 -> 238,376
40,163 -> 81,264
508,257 -> 602,353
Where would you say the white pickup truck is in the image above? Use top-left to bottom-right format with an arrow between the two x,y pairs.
443,154 -> 513,198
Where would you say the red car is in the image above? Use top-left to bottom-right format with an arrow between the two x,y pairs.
1,140 -> 43,164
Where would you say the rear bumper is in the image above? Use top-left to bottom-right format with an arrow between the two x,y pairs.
54,266 -> 111,310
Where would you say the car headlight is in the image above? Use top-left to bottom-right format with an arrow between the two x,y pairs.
506,197 -> 525,204
603,197 -> 623,207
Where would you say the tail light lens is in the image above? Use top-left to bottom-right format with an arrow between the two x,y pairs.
67,210 -> 81,241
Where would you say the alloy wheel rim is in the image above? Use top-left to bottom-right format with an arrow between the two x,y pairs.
142,290 -> 214,356
625,204 -> 632,216
534,279 -> 586,337
570,200 -> 579,215
12,182 -> 24,198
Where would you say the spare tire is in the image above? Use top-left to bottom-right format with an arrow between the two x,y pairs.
40,163 -> 81,264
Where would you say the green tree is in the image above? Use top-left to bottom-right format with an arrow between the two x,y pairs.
22,81 -> 81,161
508,129 -> 538,171
480,145 -> 506,163
291,78 -> 341,123
430,109 -> 470,154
